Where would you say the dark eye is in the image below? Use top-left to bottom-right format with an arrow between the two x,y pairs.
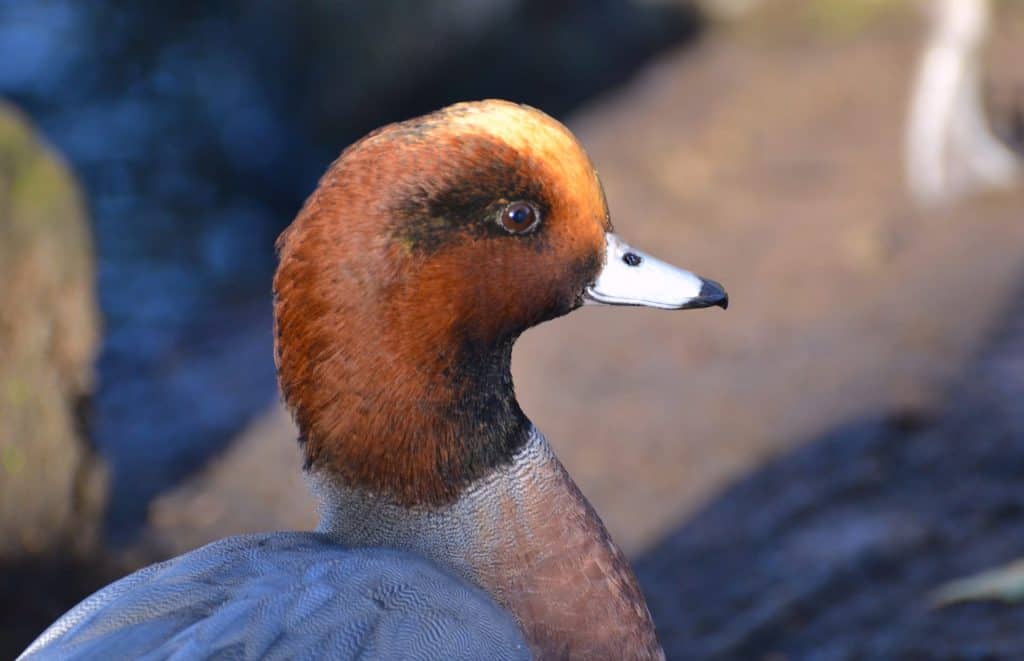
499,201 -> 540,234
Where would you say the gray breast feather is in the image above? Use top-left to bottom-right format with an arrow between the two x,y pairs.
19,532 -> 530,660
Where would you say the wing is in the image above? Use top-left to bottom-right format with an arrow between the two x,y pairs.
20,532 -> 529,660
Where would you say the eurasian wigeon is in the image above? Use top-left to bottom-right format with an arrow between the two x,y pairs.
21,100 -> 727,661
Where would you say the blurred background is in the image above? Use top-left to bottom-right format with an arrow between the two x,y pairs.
1,0 -> 1023,658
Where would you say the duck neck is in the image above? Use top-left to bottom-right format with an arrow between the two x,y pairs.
295,321 -> 534,507
312,427 -> 663,660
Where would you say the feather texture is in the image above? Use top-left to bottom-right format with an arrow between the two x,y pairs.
19,532 -> 529,660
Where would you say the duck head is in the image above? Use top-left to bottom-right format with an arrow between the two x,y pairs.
274,100 -> 726,508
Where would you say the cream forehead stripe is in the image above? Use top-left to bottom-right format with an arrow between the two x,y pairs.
445,101 -> 579,156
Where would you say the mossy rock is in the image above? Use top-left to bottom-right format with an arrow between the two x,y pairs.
0,102 -> 105,559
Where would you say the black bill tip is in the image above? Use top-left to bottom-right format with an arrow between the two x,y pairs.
682,278 -> 729,310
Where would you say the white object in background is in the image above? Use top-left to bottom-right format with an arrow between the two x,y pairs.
906,0 -> 1019,206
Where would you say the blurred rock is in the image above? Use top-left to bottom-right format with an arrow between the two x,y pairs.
0,102 -> 105,559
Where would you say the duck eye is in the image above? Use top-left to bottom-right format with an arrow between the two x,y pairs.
499,201 -> 540,234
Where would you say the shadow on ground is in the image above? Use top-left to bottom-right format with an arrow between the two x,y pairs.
637,280 -> 1024,660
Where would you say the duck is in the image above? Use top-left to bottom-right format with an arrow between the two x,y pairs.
20,99 -> 727,661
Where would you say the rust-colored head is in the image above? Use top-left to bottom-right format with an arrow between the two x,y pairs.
274,100 -> 610,505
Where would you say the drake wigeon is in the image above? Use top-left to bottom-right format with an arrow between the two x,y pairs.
21,100 -> 727,661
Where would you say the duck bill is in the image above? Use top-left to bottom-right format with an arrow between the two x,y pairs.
583,233 -> 728,310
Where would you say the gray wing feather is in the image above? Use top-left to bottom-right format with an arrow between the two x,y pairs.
19,532 -> 530,660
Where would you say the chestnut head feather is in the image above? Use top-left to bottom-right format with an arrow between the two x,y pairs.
273,100 -> 610,505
